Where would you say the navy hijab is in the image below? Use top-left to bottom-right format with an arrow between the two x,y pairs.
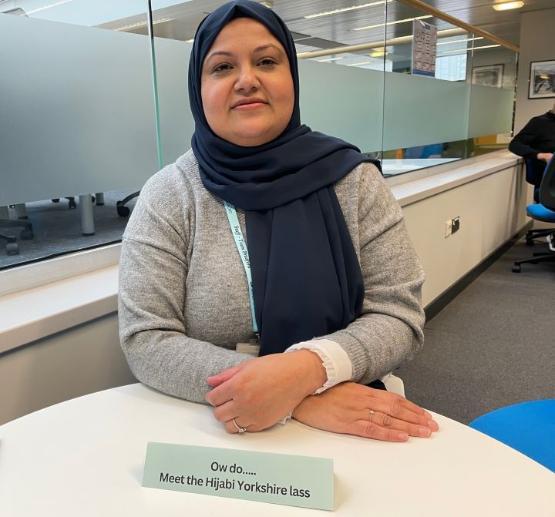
189,0 -> 371,355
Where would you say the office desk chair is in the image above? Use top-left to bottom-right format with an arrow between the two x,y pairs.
0,206 -> 34,256
469,400 -> 555,471
513,158 -> 555,273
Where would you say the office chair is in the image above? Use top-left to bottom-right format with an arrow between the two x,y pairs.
512,157 -> 555,273
116,191 -> 139,217
523,159 -> 554,246
469,400 -> 555,471
0,206 -> 34,256
51,196 -> 77,209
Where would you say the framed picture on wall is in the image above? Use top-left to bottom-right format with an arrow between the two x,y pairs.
471,64 -> 504,88
529,60 -> 555,98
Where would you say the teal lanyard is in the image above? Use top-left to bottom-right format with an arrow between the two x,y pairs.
223,202 -> 259,336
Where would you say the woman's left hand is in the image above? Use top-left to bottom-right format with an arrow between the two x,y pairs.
205,350 -> 326,433
292,381 -> 439,441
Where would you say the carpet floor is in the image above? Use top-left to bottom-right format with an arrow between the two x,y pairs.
398,238 -> 555,423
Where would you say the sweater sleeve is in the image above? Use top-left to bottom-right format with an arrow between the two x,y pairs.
118,167 -> 252,404
323,165 -> 425,385
509,118 -> 541,159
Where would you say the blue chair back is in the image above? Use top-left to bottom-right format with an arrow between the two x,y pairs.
470,400 -> 555,472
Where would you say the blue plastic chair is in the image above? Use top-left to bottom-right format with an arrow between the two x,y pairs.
469,400 -> 555,471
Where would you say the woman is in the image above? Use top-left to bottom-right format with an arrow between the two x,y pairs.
119,0 -> 438,441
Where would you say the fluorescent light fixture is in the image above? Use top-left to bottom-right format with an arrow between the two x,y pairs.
353,14 -> 432,31
437,36 -> 484,46
369,46 -> 388,57
439,44 -> 501,55
347,60 -> 373,66
468,44 -> 502,51
304,1 -> 389,19
115,17 -> 175,32
316,56 -> 343,62
27,0 -> 73,15
492,1 -> 524,11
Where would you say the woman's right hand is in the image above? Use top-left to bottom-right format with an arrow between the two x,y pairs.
292,382 -> 439,442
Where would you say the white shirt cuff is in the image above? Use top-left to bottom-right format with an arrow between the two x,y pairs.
285,338 -> 353,394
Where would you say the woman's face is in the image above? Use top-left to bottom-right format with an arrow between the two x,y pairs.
201,17 -> 295,147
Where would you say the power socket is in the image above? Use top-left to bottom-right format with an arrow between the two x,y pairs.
444,220 -> 452,238
451,217 -> 460,234
444,217 -> 461,238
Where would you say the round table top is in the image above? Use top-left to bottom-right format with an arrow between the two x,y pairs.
0,383 -> 553,516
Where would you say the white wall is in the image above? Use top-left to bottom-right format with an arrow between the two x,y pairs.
403,163 -> 528,305
0,314 -> 134,425
514,8 -> 555,132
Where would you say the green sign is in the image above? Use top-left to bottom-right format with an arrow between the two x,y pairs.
142,442 -> 334,510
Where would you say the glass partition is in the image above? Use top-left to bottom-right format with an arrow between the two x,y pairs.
148,0 -> 388,164
0,0 -> 518,270
0,1 -> 154,268
290,0 -> 387,155
381,0 -> 517,175
468,44 -> 517,154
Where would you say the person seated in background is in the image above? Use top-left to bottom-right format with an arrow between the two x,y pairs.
509,102 -> 555,193
118,1 -> 438,441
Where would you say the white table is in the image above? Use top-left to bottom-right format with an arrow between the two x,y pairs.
0,384 -> 552,516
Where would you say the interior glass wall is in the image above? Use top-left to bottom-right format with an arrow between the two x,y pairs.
0,0 -> 518,270
0,1 -> 154,268
381,0 -> 517,175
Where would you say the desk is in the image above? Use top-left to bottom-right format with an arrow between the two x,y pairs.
0,384 -> 552,516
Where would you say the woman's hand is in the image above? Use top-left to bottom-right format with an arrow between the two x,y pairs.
537,152 -> 553,162
205,350 -> 326,433
292,382 -> 439,442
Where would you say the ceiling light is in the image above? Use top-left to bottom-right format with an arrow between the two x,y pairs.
492,1 -> 524,11
316,56 -> 343,62
468,44 -> 501,51
304,1 -> 390,19
369,46 -> 388,57
439,44 -> 501,55
26,0 -> 73,15
353,15 -> 432,31
437,36 -> 484,46
114,17 -> 175,32
347,61 -> 373,66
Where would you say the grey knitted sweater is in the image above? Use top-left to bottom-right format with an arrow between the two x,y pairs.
118,150 -> 425,403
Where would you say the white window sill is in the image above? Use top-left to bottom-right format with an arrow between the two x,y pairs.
390,150 -> 520,207
0,265 -> 118,354
0,151 -> 521,355
0,244 -> 121,354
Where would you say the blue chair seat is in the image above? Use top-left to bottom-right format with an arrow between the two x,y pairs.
526,203 -> 555,223
469,400 -> 555,471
